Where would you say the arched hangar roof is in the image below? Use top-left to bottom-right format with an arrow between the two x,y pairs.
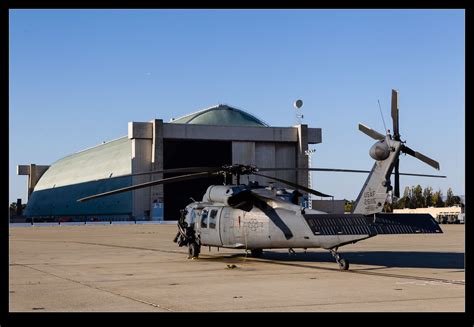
25,137 -> 132,217
170,104 -> 269,127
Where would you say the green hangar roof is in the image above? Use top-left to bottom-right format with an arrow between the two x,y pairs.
25,137 -> 133,217
170,104 -> 269,127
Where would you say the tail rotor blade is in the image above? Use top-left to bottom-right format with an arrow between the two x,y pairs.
391,89 -> 400,139
402,145 -> 440,170
358,124 -> 385,140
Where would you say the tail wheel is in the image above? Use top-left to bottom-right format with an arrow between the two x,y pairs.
188,242 -> 200,258
339,258 -> 349,270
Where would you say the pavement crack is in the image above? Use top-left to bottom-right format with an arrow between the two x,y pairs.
11,239 -> 184,256
209,295 -> 465,311
14,264 -> 173,312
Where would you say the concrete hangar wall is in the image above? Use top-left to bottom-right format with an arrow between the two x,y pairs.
18,105 -> 322,220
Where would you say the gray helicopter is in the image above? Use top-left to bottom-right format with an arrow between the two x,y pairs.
79,89 -> 445,270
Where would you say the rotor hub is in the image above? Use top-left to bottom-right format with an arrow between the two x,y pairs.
220,164 -> 258,176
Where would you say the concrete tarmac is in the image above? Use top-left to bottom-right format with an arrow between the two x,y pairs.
9,223 -> 465,312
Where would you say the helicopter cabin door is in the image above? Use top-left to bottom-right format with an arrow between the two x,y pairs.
198,207 -> 222,247
220,207 -> 245,247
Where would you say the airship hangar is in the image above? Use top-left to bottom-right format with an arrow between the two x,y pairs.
17,104 -> 322,221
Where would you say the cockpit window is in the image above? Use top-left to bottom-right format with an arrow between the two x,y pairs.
190,209 -> 196,224
201,210 -> 208,228
209,209 -> 218,229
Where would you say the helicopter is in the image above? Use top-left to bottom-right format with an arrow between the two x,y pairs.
78,89 -> 445,270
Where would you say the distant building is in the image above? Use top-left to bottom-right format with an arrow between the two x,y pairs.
394,206 -> 464,224
312,199 -> 345,214
18,104 -> 322,221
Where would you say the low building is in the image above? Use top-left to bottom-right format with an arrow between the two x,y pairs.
394,206 -> 464,224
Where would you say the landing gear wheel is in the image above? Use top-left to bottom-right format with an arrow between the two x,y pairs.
250,249 -> 263,258
188,242 -> 200,258
338,258 -> 349,270
330,247 -> 350,271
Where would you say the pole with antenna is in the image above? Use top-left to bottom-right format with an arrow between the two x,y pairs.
294,99 -> 304,125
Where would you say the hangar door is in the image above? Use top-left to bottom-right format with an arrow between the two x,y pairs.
163,139 -> 232,220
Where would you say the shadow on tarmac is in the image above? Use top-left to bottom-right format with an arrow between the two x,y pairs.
208,251 -> 464,270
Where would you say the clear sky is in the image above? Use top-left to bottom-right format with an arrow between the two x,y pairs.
9,9 -> 465,204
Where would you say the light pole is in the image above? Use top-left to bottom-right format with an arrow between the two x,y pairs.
305,148 -> 316,209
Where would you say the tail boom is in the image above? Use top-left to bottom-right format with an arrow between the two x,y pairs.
303,213 -> 443,237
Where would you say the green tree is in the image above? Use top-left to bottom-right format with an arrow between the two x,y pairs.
413,185 -> 424,208
392,196 -> 402,209
383,201 -> 393,212
406,186 -> 418,209
423,186 -> 434,207
9,202 -> 26,216
344,200 -> 355,213
445,188 -> 454,207
432,190 -> 444,207
451,195 -> 462,206
396,186 -> 411,209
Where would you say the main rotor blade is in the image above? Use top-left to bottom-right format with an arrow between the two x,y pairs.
394,158 -> 400,198
358,124 -> 385,140
258,167 -> 445,178
251,172 -> 333,198
402,145 -> 440,170
132,167 -> 221,176
391,89 -> 400,139
78,172 -> 216,202
395,172 -> 445,178
259,167 -> 373,174
94,167 -> 222,181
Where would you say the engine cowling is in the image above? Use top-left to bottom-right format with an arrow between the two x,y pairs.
203,185 -> 234,204
202,185 -> 253,209
369,140 -> 390,161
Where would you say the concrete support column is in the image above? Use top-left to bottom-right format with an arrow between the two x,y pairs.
296,124 -> 309,188
275,143 -> 296,185
128,122 -> 153,220
150,119 -> 164,219
17,164 -> 50,200
255,142 -> 276,186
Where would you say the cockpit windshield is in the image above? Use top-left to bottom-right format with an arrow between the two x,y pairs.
185,206 -> 199,226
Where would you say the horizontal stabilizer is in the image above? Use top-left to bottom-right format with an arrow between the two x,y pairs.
303,213 -> 442,236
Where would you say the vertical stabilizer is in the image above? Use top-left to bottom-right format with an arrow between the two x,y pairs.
352,136 -> 401,215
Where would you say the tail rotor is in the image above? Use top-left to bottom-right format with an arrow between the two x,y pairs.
360,89 -> 441,199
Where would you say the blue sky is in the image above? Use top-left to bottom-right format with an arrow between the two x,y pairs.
9,9 -> 465,203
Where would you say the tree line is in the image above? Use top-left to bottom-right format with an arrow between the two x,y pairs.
391,186 -> 462,210
344,186 -> 463,212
